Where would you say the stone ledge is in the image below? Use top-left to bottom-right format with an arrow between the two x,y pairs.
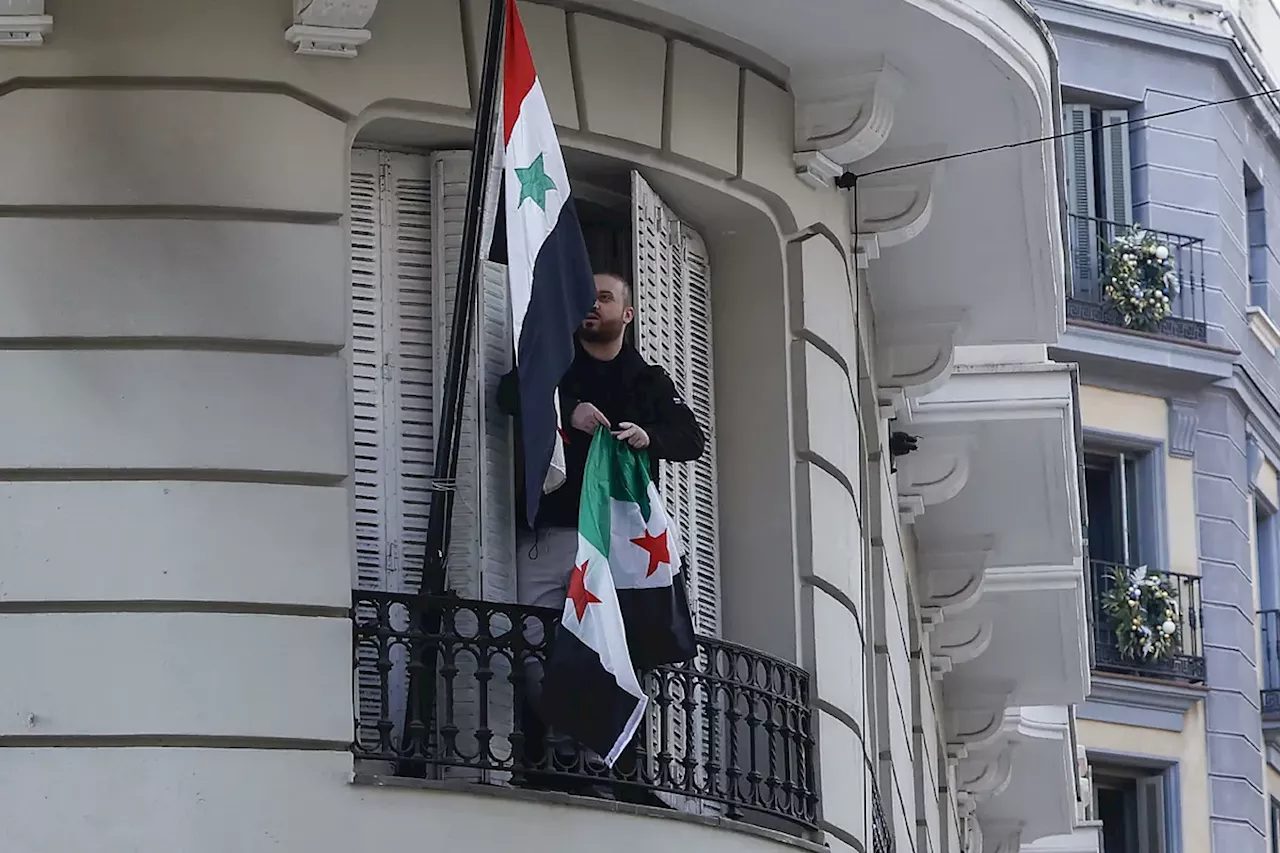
350,774 -> 826,853
1077,673 -> 1206,732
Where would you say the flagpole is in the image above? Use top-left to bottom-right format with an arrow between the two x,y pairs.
395,0 -> 508,777
419,0 -> 507,597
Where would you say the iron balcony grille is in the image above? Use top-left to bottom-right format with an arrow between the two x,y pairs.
872,773 -> 893,853
1064,213 -> 1208,344
1088,560 -> 1205,684
351,590 -> 819,831
1260,609 -> 1280,717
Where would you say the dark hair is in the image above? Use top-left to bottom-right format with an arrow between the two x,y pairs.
595,271 -> 633,307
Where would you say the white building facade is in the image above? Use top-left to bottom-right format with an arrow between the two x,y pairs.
0,2 -> 1093,852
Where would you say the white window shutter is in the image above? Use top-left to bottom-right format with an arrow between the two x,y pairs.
682,226 -> 721,637
349,147 -> 436,753
1062,105 -> 1099,300
430,150 -> 517,603
1099,108 -> 1133,226
349,149 -> 436,595
350,147 -> 389,594
384,152 -> 437,595
429,151 -> 517,780
631,170 -> 721,638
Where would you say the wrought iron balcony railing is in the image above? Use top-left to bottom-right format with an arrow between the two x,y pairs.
1088,560 -> 1205,683
1064,213 -> 1207,343
872,773 -> 893,853
351,590 -> 819,832
1260,610 -> 1280,717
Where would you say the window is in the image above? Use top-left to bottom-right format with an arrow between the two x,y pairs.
1257,497 -> 1278,611
1247,164 -> 1269,309
1085,449 -> 1156,566
347,148 -> 721,630
1063,104 -> 1134,301
1094,765 -> 1170,853
1270,798 -> 1280,853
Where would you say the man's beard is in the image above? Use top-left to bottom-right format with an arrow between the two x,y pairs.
578,317 -> 625,344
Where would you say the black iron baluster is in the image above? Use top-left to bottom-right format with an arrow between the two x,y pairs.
350,592 -> 820,831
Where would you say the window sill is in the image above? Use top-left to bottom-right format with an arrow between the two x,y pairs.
349,774 -> 826,853
1248,306 -> 1280,356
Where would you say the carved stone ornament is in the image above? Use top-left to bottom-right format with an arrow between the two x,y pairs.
0,0 -> 52,46
286,0 -> 380,58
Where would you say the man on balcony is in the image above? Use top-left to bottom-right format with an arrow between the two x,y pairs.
498,270 -> 706,791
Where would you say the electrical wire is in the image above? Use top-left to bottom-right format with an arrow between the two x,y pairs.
852,84 -> 1280,180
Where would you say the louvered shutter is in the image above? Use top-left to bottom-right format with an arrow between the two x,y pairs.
429,150 -> 517,602
1063,105 -> 1100,301
350,147 -> 436,757
631,170 -> 721,637
631,170 -> 722,815
1100,109 -> 1133,226
682,227 -> 721,636
350,148 -> 516,770
429,151 -> 517,781
384,152 -> 437,594
350,147 -> 389,595
348,150 -> 437,592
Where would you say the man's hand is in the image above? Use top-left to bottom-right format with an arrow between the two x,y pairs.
614,422 -> 650,449
571,402 -> 610,434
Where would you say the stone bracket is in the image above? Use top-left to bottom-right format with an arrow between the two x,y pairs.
0,0 -> 51,45
896,434 -> 972,524
1168,397 -> 1197,459
875,309 -> 967,414
286,0 -> 380,58
852,163 -> 941,269
793,57 -> 903,172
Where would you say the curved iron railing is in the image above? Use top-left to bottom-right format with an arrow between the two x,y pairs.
351,590 -> 818,831
871,773 -> 893,853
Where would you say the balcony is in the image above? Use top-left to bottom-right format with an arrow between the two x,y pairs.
1087,560 -> 1205,684
351,590 -> 818,833
1065,214 -> 1207,344
1260,610 -> 1280,719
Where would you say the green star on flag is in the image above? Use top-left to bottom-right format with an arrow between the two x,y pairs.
515,153 -> 558,210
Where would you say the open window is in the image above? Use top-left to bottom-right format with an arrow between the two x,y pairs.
1093,763 -> 1176,853
348,152 -> 720,621
348,149 -> 724,759
1084,447 -> 1158,567
1063,103 -> 1134,301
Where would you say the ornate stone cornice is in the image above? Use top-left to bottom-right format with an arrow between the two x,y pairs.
286,0 -> 379,58
792,58 -> 903,174
0,0 -> 51,45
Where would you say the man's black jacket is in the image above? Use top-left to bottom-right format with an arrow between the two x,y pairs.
498,339 -> 706,529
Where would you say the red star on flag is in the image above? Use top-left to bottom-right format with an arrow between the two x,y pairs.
567,560 -> 601,621
631,529 -> 671,578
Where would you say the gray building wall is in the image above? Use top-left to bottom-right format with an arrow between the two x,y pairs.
1038,1 -> 1280,850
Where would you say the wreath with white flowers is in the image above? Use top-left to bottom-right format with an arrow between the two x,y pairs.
1101,227 -> 1179,332
1101,565 -> 1181,661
